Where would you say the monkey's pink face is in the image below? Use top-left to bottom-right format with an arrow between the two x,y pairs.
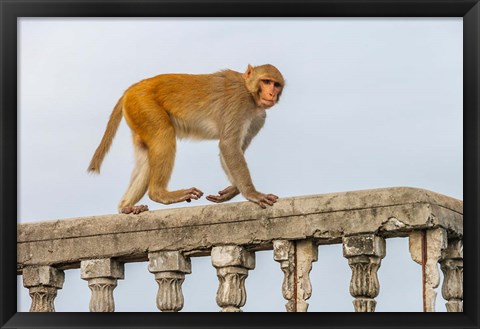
258,79 -> 283,109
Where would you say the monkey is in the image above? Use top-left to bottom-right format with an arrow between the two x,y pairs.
88,64 -> 285,214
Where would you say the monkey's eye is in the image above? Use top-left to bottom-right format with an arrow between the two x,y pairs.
274,82 -> 282,88
262,79 -> 272,85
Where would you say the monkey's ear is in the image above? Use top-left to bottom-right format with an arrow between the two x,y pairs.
242,64 -> 254,79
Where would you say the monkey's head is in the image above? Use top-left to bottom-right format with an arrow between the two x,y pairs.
243,64 -> 285,109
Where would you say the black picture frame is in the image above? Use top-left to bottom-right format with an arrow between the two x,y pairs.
1,0 -> 478,328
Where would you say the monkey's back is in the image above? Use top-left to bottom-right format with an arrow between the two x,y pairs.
124,70 -> 255,118
122,70 -> 254,141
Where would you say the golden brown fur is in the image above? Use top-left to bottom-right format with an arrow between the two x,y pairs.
88,64 -> 285,213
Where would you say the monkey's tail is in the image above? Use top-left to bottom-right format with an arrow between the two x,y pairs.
87,96 -> 124,174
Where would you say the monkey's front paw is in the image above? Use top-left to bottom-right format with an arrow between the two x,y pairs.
246,192 -> 279,209
206,186 -> 240,203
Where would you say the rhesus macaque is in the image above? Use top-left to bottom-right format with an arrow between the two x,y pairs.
88,64 -> 285,214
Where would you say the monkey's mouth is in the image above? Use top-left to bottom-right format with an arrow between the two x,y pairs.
260,99 -> 275,107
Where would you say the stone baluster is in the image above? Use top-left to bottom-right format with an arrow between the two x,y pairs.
211,245 -> 255,312
273,239 -> 318,312
23,266 -> 65,312
409,228 -> 447,312
343,234 -> 386,312
80,258 -> 124,312
440,239 -> 463,312
148,250 -> 191,312
273,240 -> 295,312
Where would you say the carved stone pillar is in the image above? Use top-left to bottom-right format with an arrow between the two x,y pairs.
23,266 -> 65,312
273,239 -> 318,312
80,258 -> 124,312
343,234 -> 386,312
211,245 -> 255,312
148,250 -> 191,312
409,228 -> 447,312
440,239 -> 463,312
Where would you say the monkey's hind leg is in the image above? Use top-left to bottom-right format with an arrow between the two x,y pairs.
118,136 -> 150,214
144,110 -> 204,205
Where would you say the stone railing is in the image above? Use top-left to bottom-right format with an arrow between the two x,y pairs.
17,187 -> 463,312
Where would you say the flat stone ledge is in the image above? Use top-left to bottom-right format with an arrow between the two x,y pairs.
17,187 -> 462,273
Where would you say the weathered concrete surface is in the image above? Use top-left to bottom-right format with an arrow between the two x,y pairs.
211,246 -> 255,269
80,258 -> 125,280
17,187 -> 463,272
148,251 -> 192,274
23,266 -> 65,289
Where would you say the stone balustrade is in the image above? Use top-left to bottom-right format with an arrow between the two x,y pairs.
17,187 -> 463,312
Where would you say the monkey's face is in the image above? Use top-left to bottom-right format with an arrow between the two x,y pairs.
243,64 -> 285,109
257,79 -> 283,109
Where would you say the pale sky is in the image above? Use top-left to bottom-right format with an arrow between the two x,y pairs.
17,17 -> 462,312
